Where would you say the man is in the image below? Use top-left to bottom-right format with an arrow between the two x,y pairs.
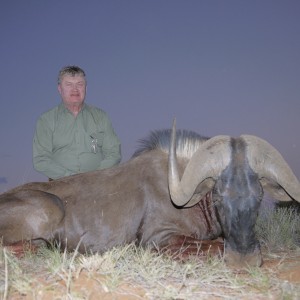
33,65 -> 121,180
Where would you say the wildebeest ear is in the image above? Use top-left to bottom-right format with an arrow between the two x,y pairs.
260,178 -> 295,202
183,178 -> 216,207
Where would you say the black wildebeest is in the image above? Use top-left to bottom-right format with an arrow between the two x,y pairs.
0,120 -> 299,267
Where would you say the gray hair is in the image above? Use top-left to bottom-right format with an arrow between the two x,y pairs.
132,129 -> 209,159
58,65 -> 86,84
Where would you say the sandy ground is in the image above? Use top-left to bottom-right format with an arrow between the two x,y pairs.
3,241 -> 300,299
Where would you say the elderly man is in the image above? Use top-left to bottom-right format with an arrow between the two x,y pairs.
33,65 -> 121,180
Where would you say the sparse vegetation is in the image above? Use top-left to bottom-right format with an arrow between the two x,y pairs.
0,205 -> 300,299
256,204 -> 300,252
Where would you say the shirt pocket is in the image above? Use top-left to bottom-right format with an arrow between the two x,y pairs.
89,131 -> 104,153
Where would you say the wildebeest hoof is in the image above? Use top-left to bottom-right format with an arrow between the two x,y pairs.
224,249 -> 263,268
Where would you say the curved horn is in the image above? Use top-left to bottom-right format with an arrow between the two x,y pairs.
242,135 -> 300,202
168,119 -> 232,206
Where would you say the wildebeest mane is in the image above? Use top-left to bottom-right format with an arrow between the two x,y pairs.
132,129 -> 209,159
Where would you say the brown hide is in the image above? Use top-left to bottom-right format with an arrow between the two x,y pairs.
2,127 -> 299,268
0,149 -> 221,254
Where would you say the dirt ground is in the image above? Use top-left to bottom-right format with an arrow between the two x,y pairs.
4,243 -> 300,300
16,256 -> 300,299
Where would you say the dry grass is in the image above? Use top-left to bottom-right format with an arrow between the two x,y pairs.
256,205 -> 300,252
0,205 -> 300,299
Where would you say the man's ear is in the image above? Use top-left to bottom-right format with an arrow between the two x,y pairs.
57,84 -> 62,95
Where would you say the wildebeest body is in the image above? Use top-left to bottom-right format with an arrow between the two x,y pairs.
1,123 -> 299,267
0,148 -> 221,254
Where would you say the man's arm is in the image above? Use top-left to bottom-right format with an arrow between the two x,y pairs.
97,113 -> 121,169
33,116 -> 74,179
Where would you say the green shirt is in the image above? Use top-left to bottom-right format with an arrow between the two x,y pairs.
33,103 -> 121,179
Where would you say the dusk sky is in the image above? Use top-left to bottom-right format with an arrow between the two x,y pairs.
1,1 -> 299,193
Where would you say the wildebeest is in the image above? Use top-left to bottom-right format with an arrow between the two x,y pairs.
0,120 -> 299,267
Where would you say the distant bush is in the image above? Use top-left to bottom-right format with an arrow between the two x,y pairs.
256,203 -> 300,251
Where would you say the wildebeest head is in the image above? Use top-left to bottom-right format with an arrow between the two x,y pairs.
168,120 -> 300,267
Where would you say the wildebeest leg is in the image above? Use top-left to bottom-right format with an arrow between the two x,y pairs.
0,190 -> 65,255
158,236 -> 224,261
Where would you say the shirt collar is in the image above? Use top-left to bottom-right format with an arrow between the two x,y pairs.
58,102 -> 87,116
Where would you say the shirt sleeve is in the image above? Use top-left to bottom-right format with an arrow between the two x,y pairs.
96,112 -> 121,170
32,114 -> 74,179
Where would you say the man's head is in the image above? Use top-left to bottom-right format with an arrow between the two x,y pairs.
58,66 -> 87,111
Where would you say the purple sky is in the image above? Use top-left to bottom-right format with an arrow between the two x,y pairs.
1,1 -> 299,192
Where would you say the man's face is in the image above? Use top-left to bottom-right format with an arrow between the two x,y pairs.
58,74 -> 86,107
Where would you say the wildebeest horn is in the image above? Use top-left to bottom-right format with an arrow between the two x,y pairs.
168,119 -> 231,207
242,135 -> 300,202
